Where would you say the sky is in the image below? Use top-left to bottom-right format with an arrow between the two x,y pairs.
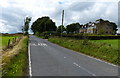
0,0 -> 120,34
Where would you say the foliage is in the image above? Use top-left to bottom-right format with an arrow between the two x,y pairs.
22,17 -> 31,35
109,22 -> 118,34
35,32 -> 40,37
96,19 -> 118,35
31,16 -> 57,34
39,31 -> 56,39
40,31 -> 50,39
56,25 -> 66,33
66,23 -> 81,34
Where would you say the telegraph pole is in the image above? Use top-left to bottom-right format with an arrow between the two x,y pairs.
45,22 -> 46,32
61,10 -> 64,37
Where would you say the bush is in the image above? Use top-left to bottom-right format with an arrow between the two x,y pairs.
35,32 -> 40,36
23,32 -> 28,36
40,31 -> 50,39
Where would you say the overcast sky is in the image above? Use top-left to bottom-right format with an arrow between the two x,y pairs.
0,0 -> 119,33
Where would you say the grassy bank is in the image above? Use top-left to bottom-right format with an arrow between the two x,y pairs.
48,37 -> 119,65
2,36 -> 28,76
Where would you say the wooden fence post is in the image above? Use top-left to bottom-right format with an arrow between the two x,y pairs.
8,39 -> 10,48
12,38 -> 14,44
15,37 -> 16,42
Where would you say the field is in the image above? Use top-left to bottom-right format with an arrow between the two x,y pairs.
48,37 -> 119,65
91,39 -> 118,49
0,36 -> 18,49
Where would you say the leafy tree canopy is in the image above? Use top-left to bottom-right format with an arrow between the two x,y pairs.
31,16 -> 57,34
66,23 -> 81,34
56,25 -> 66,33
22,16 -> 31,35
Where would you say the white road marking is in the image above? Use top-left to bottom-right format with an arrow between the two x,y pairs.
64,56 -> 66,58
30,43 -> 48,47
73,62 -> 96,76
28,43 -> 32,76
38,43 -> 47,47
38,43 -> 40,46
43,43 -> 47,46
33,43 -> 36,46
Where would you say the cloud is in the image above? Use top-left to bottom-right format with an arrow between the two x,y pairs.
68,2 -> 95,12
0,0 -> 119,33
0,19 -> 19,33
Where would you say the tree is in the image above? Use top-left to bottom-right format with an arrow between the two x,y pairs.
23,17 -> 31,35
96,19 -> 118,35
109,22 -> 118,34
31,16 -> 57,34
56,25 -> 66,33
66,23 -> 80,34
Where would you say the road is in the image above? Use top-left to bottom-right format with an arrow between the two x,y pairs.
29,35 -> 118,76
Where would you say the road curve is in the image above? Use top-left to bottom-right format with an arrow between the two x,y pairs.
29,35 -> 118,76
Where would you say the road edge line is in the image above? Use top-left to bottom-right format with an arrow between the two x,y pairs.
28,42 -> 32,76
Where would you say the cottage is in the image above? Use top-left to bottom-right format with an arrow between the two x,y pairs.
79,19 -> 117,35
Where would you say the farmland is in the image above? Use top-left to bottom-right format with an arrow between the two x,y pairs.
0,36 -> 18,49
91,39 -> 118,49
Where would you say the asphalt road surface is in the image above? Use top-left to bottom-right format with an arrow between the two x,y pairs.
29,35 -> 118,76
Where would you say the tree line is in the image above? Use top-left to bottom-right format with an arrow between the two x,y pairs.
22,16 -> 118,36
31,16 -> 83,35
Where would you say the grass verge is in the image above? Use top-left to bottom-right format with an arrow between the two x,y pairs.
48,37 -> 119,65
91,39 -> 118,49
2,36 -> 28,76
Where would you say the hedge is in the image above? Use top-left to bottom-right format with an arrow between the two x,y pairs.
55,33 -> 120,40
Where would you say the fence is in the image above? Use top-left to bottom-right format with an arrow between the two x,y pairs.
3,37 -> 22,51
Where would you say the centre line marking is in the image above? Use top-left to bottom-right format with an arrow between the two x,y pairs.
73,62 -> 96,76
64,57 -> 66,58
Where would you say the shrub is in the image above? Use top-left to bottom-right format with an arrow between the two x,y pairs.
35,32 -> 40,36
40,31 -> 50,39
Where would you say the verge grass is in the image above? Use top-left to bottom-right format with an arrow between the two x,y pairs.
91,39 -> 118,49
2,36 -> 28,76
48,37 -> 119,65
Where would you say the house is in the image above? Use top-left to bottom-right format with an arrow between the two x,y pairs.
79,19 -> 117,35
79,25 -> 87,33
86,22 -> 96,34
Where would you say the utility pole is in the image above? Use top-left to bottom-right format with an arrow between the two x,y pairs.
45,22 -> 46,32
61,10 -> 64,37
